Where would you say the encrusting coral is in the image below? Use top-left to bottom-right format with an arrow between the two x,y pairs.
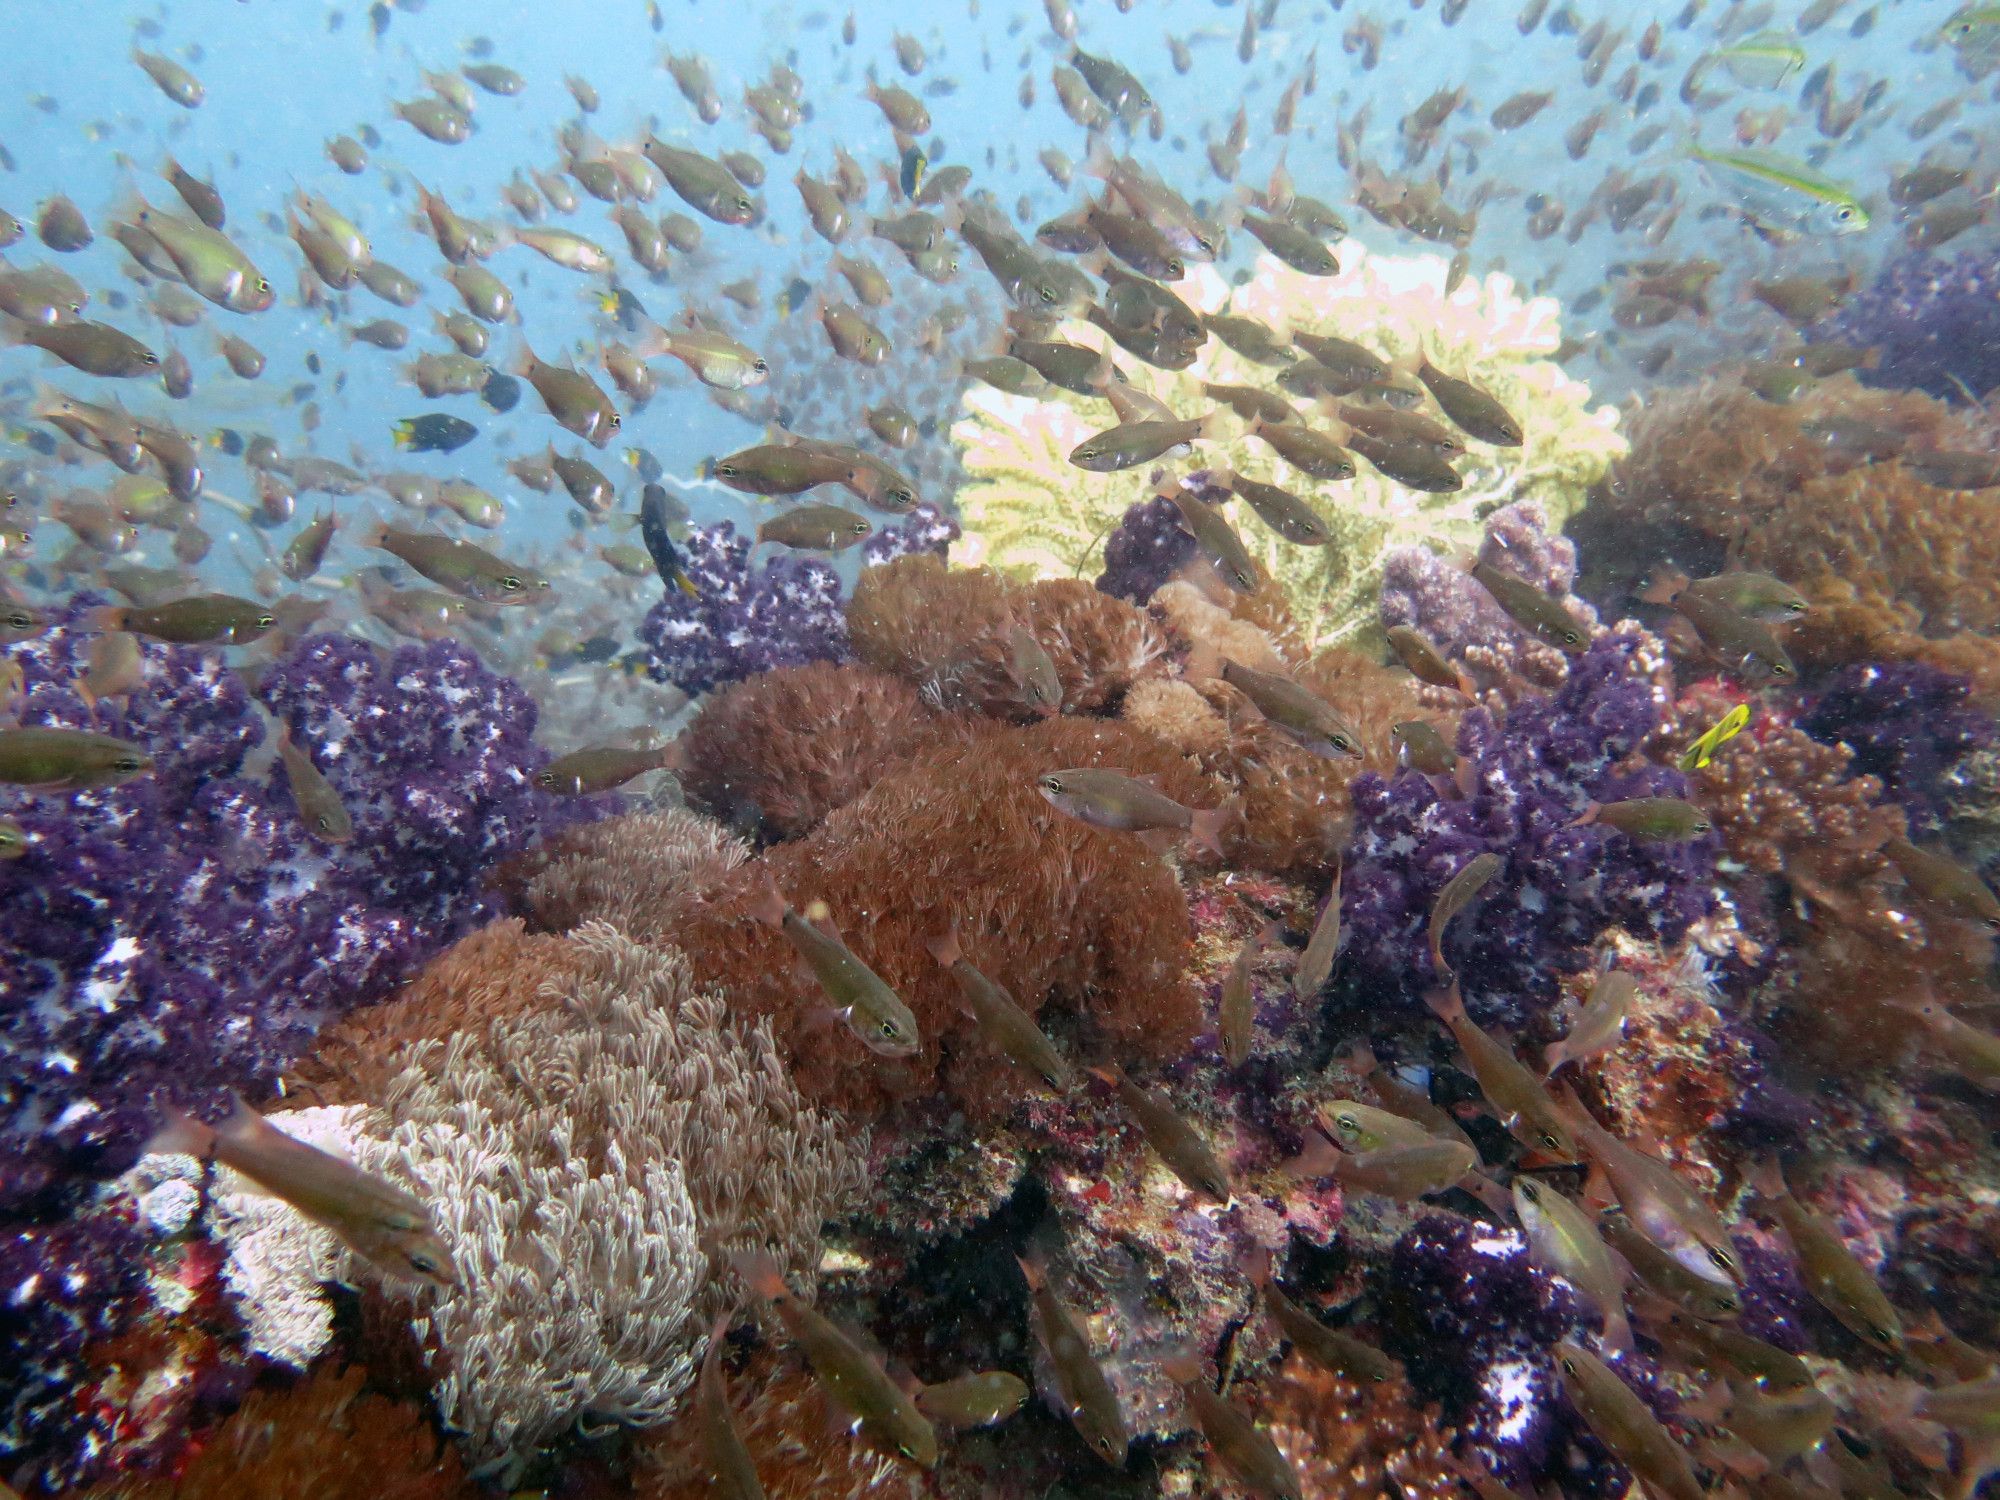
74,1362 -> 477,1500
1251,1358 -> 1459,1500
604,717 -> 1208,1123
848,552 -> 1172,720
952,246 -> 1624,650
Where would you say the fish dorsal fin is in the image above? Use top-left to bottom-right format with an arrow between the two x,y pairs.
803,898 -> 844,943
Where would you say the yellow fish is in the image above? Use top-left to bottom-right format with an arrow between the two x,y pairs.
1677,702 -> 1751,772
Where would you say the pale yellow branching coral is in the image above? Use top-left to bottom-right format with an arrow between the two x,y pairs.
951,245 -> 1626,650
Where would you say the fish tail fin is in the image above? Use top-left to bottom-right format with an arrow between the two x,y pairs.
145,1102 -> 217,1158
1013,1250 -> 1045,1291
1197,408 -> 1230,444
1748,1156 -> 1789,1202
924,921 -> 963,969
1185,640 -> 1222,682
1347,1039 -> 1378,1076
1085,1063 -> 1125,1089
1444,541 -> 1478,574
1423,978 -> 1468,1024
1159,1351 -> 1204,1386
351,504 -> 389,554
1637,563 -> 1691,606
1569,800 -> 1602,829
701,1309 -> 736,1377
729,1248 -> 790,1303
1602,1305 -> 1635,1357
390,419 -> 415,451
84,605 -> 127,634
1081,135 -> 1116,185
1283,1128 -> 1345,1179
510,339 -> 537,380
747,875 -> 787,930
1189,797 -> 1240,859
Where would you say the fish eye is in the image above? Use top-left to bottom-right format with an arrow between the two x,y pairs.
1694,820 -> 1713,834
1564,630 -> 1583,645
6,612 -> 31,628
753,359 -> 769,373
736,197 -> 753,213
113,756 -> 145,773
851,520 -> 869,535
499,574 -> 523,591
407,1251 -> 442,1277
879,1019 -> 900,1039
1559,1356 -> 1578,1375
609,413 -> 622,429
1039,287 -> 1058,304
143,353 -> 160,366
256,279 -> 271,293
1708,1247 -> 1738,1273
316,814 -> 334,831
1039,774 -> 1065,793
257,614 -> 275,629
1541,1132 -> 1562,1150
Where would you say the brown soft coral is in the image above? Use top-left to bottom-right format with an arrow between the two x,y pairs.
849,553 -> 1171,720
630,716 -> 1210,1123
1653,693 -> 1996,1071
1600,373 -> 2000,693
79,1364 -> 475,1500
1249,1359 -> 1458,1500
634,1345 -> 926,1500
493,807 -> 750,936
678,661 -> 954,839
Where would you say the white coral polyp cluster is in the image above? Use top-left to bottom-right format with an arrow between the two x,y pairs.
951,245 -> 1626,650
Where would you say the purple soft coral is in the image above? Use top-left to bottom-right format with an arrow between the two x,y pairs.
1341,633 -> 1716,1026
0,607 -> 586,1215
1812,246 -> 2000,403
1095,488 -> 1204,606
1800,660 -> 1994,839
638,520 -> 850,694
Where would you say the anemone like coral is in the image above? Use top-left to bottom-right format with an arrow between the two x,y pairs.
76,1363 -> 477,1500
0,611 -> 579,1215
952,246 -> 1623,649
678,660 -> 952,839
1594,372 -> 2000,692
1341,632 -> 1713,1026
633,717 -> 1210,1123
497,808 -> 751,939
351,922 -> 864,1476
848,553 -> 1172,721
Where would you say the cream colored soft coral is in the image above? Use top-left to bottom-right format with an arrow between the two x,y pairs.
952,245 -> 1625,650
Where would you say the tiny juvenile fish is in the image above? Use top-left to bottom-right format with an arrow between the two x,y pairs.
749,879 -> 920,1055
1542,970 -> 1637,1077
757,504 -> 873,552
1221,659 -> 1362,759
1220,920 -> 1280,1067
735,1250 -> 937,1467
89,594 -> 275,646
1091,1063 -> 1232,1202
1428,978 -> 1581,1163
535,745 -> 678,795
1678,703 -> 1752,772
1293,860 -> 1343,1004
927,923 -> 1071,1090
276,723 -> 353,844
1017,1251 -> 1128,1467
1470,558 -> 1589,653
0,727 -> 154,790
1427,852 -> 1501,978
148,1093 -> 454,1285
1036,767 -> 1236,857
1575,797 -> 1713,843
1554,1342 -> 1704,1500
1161,1354 -> 1303,1500
1222,470 -> 1333,546
1514,1178 -> 1632,1352
916,1371 -> 1029,1431
1393,720 -> 1459,777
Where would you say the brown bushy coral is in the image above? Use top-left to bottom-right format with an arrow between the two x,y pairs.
677,661 -> 953,839
849,553 -> 1171,720
621,716 -> 1212,1122
494,807 -> 750,936
1600,373 -> 2000,693
1250,1358 -> 1458,1500
79,1364 -> 475,1500
634,1344 -> 927,1500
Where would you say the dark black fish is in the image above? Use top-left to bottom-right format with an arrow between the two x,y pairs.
393,413 -> 478,453
776,276 -> 814,318
213,427 -> 245,457
640,483 -> 700,597
479,371 -> 520,413
900,142 -> 928,199
628,446 -> 664,482
577,635 -> 621,663
370,2 -> 391,37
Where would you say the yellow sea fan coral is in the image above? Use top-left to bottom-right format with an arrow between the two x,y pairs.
952,246 -> 1624,650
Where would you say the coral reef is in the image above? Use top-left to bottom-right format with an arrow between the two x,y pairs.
1814,244 -> 2000,403
849,553 -> 1172,721
953,247 -> 1625,649
678,660 -> 950,839
1592,372 -> 2000,695
1341,632 -> 1713,1025
494,811 -> 752,941
861,500 -> 962,567
76,1363 -> 477,1500
0,610 -> 578,1216
1095,492 -> 1200,606
616,718 -> 1209,1123
1253,1358 -> 1458,1500
1799,660 -> 1994,838
1380,500 -> 1605,704
638,521 -> 850,695
274,922 -> 865,1477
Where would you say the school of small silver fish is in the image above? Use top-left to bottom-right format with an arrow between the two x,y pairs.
4,0 -> 2000,1493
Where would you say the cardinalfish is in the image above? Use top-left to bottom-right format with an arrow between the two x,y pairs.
1554,1342 -> 1705,1500
914,1371 -> 1029,1431
1035,767 -> 1239,857
696,1315 -> 765,1500
1427,851 -> 1500,978
1016,1249 -> 1129,1468
535,744 -> 679,795
1427,978 -> 1579,1163
1244,1247 -> 1399,1385
734,1249 -> 938,1467
1219,919 -> 1281,1067
926,923 -> 1072,1091
0,727 -> 154,791
1514,1178 -> 1632,1352
147,1093 -> 454,1286
1753,1161 -> 1902,1352
1292,859 -> 1343,1004
1090,1063 -> 1232,1203
1159,1354 -> 1304,1500
749,878 -> 920,1056
1541,970 -> 1637,1077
